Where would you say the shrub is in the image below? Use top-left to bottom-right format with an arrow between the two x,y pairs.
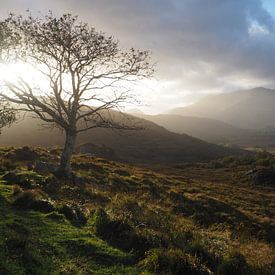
139,248 -> 209,275
93,208 -> 153,255
12,190 -> 37,209
12,185 -> 23,197
2,172 -> 21,184
12,190 -> 54,213
0,159 -> 17,171
93,208 -> 111,237
12,146 -> 39,161
58,204 -> 87,225
30,199 -> 55,213
217,251 -> 249,275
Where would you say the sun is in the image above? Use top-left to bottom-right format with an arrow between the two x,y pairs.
0,62 -> 49,94
0,62 -> 36,83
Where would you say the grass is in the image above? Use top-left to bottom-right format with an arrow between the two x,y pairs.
0,146 -> 274,274
0,184 -> 144,274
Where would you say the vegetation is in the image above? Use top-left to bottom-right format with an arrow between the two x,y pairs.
0,100 -> 16,134
0,146 -> 273,274
1,12 -> 153,177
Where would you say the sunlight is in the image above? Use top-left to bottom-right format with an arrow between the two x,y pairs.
0,62 -> 32,82
0,62 -> 49,94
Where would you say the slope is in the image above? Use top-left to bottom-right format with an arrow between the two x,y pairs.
0,112 -> 245,164
0,147 -> 273,274
170,87 -> 275,129
135,114 -> 275,147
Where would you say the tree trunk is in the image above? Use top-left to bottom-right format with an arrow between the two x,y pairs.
58,130 -> 76,178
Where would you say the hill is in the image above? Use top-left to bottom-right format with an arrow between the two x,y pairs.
170,87 -> 275,129
0,112 -> 245,164
135,114 -> 275,147
0,147 -> 274,274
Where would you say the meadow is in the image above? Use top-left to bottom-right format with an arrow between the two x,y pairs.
0,147 -> 274,274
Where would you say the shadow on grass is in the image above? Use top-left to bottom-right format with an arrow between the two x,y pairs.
173,195 -> 275,244
63,238 -> 135,267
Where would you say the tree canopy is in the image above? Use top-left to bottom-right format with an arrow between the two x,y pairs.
0,12 -> 153,176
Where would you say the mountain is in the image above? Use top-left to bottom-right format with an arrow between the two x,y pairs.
126,108 -> 145,115
0,112 -> 245,164
134,114 -> 275,147
135,114 -> 251,143
170,87 -> 275,129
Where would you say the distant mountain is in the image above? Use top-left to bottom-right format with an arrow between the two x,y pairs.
170,87 -> 275,129
0,112 -> 245,164
135,114 -> 275,147
126,108 -> 145,115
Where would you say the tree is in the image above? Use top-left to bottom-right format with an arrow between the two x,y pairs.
0,12 -> 153,177
0,23 -> 18,133
0,100 -> 16,133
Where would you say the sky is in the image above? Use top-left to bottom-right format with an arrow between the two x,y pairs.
0,0 -> 275,114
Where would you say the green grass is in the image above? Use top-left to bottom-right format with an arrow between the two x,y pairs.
0,184 -> 144,274
0,147 -> 274,274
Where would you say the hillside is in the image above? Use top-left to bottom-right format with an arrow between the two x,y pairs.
170,87 -> 275,129
0,113 -> 245,164
135,114 -> 275,147
0,147 -> 274,274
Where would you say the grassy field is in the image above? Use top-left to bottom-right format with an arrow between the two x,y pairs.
0,147 -> 274,274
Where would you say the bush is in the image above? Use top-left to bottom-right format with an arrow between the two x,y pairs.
58,204 -> 87,225
0,159 -> 17,171
12,190 -> 37,209
93,208 -> 110,237
12,146 -> 39,161
93,208 -> 153,255
139,248 -> 209,275
12,185 -> 23,197
2,172 -> 21,185
30,199 -> 55,213
12,190 -> 54,213
217,251 -> 249,275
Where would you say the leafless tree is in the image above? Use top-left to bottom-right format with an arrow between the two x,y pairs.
0,12 -> 153,177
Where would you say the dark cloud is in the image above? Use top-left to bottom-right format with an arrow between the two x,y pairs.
0,0 -> 275,113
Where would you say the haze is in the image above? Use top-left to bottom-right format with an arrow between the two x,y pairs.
0,0 -> 274,113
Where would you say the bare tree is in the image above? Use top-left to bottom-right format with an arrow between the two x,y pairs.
0,13 -> 153,177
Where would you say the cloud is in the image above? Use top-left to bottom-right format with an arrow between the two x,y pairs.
0,0 -> 275,113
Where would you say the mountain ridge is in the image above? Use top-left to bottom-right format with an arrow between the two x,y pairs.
0,112 -> 245,164
169,87 -> 275,129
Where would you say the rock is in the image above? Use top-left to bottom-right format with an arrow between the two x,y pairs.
251,168 -> 275,187
30,199 -> 55,213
